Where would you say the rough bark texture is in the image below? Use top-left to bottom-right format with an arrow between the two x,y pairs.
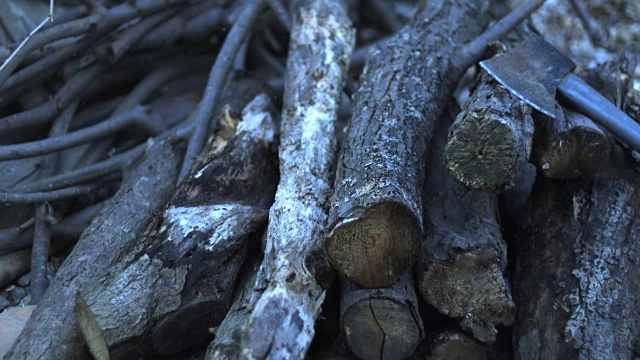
5,139 -> 183,360
427,331 -> 488,360
205,250 -> 263,360
326,0 -> 489,288
75,95 -> 279,359
513,145 -> 640,360
444,70 -> 534,191
340,272 -> 424,360
239,1 -> 354,358
531,107 -> 611,179
418,110 -> 514,344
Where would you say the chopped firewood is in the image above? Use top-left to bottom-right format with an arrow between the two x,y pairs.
531,107 -> 611,179
445,69 -> 534,191
427,331 -> 488,360
325,0 -> 491,288
340,272 -> 424,360
418,108 -> 514,344
75,94 -> 279,359
513,144 -> 640,359
0,305 -> 35,359
4,138 -> 183,360
238,1 -> 355,358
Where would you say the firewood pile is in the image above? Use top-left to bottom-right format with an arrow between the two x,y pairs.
0,0 -> 638,359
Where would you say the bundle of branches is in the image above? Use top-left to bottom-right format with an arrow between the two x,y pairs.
0,0 -> 638,359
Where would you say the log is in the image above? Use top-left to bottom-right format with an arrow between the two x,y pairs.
239,1 -> 355,358
205,249 -> 263,360
513,144 -> 640,359
444,70 -> 534,191
427,331 -> 488,360
340,272 -> 424,360
417,108 -> 514,344
326,0 -> 490,288
531,107 -> 610,179
0,305 -> 35,359
4,138 -> 183,360
75,94 -> 279,359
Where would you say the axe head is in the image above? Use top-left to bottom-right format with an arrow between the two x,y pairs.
479,35 -> 576,118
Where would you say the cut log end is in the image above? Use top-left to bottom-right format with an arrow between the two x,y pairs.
75,295 -> 110,360
326,203 -> 420,288
540,128 -> 610,179
418,247 -> 514,344
342,298 -> 421,360
427,331 -> 488,360
445,110 -> 522,190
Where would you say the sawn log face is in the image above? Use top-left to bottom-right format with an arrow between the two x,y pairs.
326,0 -> 490,288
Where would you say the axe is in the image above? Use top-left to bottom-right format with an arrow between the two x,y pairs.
480,35 -> 640,152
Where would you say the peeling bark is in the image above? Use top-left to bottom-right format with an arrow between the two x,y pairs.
75,95 -> 279,359
239,1 -> 354,358
326,0 -> 490,288
418,109 -> 514,344
5,139 -> 183,360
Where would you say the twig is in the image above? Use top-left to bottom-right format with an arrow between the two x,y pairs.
31,204 -> 53,304
453,0 -> 545,70
0,185 -> 99,205
365,0 -> 403,32
179,0 -> 265,183
0,63 -> 104,131
0,106 -> 150,161
0,0 -> 55,75
267,0 -> 291,30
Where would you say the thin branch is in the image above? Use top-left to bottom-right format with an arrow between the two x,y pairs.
31,203 -> 53,304
267,0 -> 291,30
179,0 -> 265,183
0,106 -> 150,161
0,184 -> 100,205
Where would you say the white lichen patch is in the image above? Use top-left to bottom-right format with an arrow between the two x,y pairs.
236,94 -> 276,145
164,204 -> 258,250
564,181 -> 633,357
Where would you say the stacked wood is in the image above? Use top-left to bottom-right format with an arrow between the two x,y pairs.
75,94 -> 279,359
444,69 -> 534,191
512,144 -> 640,359
530,107 -> 611,179
513,58 -> 640,359
238,1 -> 355,358
427,331 -> 488,360
326,0 -> 491,289
340,272 -> 424,359
418,108 -> 514,344
4,138 -> 183,360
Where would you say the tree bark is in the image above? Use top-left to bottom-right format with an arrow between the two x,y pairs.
340,272 -> 424,360
417,108 -> 514,344
513,145 -> 640,360
5,138 -> 183,360
239,1 -> 354,358
75,94 -> 279,359
205,249 -> 263,360
326,0 -> 489,288
444,70 -> 533,191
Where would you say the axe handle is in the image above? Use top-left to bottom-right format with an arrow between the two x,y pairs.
558,73 -> 640,153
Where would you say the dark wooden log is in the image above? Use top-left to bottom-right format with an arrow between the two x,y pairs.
513,144 -> 640,359
427,331 -> 488,360
204,249 -> 263,360
326,0 -> 490,288
75,94 -> 279,359
239,1 -> 354,358
340,272 -> 424,360
444,70 -> 534,191
417,109 -> 514,344
531,107 -> 610,179
4,138 -> 183,360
